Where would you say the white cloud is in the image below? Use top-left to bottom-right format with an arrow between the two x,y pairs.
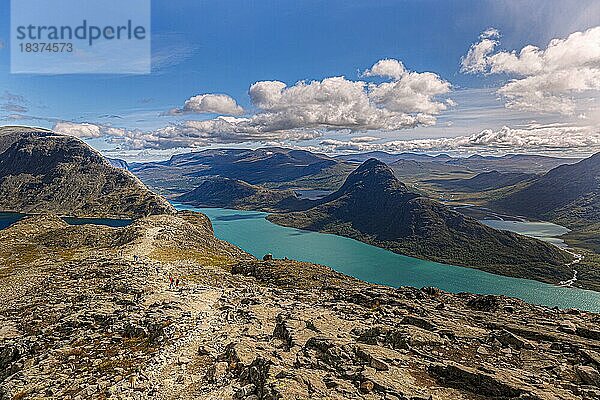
243,76 -> 437,132
461,26 -> 600,115
75,59 -> 452,150
167,93 -> 244,116
368,74 -> 451,115
363,59 -> 452,115
54,122 -> 103,139
318,124 -> 600,154
52,118 -> 323,150
248,81 -> 288,109
362,58 -> 407,80
240,60 -> 451,133
460,28 -> 500,74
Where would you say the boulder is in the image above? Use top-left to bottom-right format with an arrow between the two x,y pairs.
428,362 -> 527,398
576,365 -> 600,387
273,313 -> 294,351
492,329 -> 533,350
467,295 -> 500,312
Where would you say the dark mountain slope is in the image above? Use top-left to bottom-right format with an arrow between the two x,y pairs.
493,152 -> 600,225
269,159 -> 573,284
0,126 -> 174,218
389,159 -> 473,182
428,170 -> 536,192
176,177 -> 310,212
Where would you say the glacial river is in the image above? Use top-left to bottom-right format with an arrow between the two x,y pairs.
177,206 -> 600,312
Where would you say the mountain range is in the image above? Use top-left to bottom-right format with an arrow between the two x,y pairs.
336,151 -> 579,173
1,126 -> 599,399
125,144 -> 600,286
130,147 -> 346,194
130,147 -> 581,200
336,151 -> 452,164
428,170 -> 537,192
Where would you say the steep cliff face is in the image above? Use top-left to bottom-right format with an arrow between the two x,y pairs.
269,159 -> 573,283
0,126 -> 175,218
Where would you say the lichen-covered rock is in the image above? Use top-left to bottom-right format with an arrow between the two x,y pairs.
0,209 -> 598,399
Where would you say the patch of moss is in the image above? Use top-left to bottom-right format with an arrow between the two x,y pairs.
149,246 -> 233,267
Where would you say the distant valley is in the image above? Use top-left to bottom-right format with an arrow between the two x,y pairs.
159,146 -> 600,290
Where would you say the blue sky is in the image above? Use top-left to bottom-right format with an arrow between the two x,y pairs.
1,0 -> 599,159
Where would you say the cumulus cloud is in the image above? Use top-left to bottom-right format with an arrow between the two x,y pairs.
239,61 -> 451,133
460,28 -> 501,74
242,76 -> 438,132
77,59 -> 452,150
52,118 -> 323,150
165,60 -> 452,131
54,122 -> 103,139
167,93 -> 244,115
362,58 -> 408,79
461,26 -> 600,114
318,124 -> 600,154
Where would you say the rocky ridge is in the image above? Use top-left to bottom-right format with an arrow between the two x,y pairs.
1,212 -> 600,399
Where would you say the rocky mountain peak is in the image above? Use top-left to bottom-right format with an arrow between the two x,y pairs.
334,158 -> 408,197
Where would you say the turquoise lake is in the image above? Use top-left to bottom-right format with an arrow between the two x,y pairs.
176,205 -> 600,313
